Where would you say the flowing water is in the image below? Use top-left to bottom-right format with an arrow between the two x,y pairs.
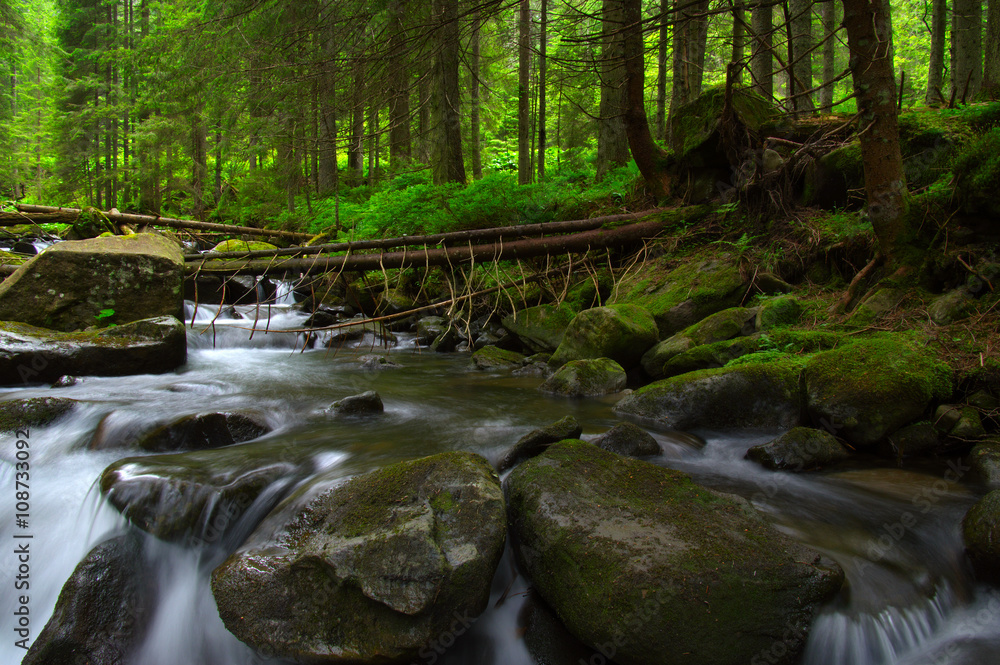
1,298 -> 999,665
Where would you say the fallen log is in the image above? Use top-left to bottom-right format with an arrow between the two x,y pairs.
181,208 -> 670,261
0,210 -> 80,226
187,210 -> 706,277
14,204 -> 314,241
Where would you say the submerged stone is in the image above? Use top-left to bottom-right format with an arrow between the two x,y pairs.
0,396 -> 76,432
505,440 -> 843,665
211,451 -> 506,663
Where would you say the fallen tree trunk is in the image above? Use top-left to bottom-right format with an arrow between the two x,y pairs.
14,204 -> 314,241
182,208 -> 670,261
187,211 -> 706,276
0,210 -> 80,226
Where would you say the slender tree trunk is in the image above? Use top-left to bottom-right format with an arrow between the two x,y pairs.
985,0 -> 1000,96
349,59 -> 365,182
214,128 -> 224,203
191,114 -> 207,219
670,0 -> 710,119
820,0 -> 837,109
518,0 -> 531,185
788,0 -> 814,113
367,104 -> 377,186
418,74 -> 431,164
732,1 -> 745,86
750,1 -> 774,98
431,0 -> 466,184
596,0 -> 629,182
655,0 -> 669,140
952,0 -> 983,102
622,0 -> 671,198
842,0 -> 911,266
538,0 -> 548,182
387,0 -> 412,171
925,0 -> 947,105
470,8 -> 483,179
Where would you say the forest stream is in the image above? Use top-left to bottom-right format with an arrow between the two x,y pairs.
2,293 -> 1000,665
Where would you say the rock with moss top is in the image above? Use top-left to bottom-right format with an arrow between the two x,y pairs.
415,316 -> 448,345
640,307 -> 756,379
0,316 -> 187,386
550,305 -> 658,370
22,533 -> 155,665
505,440 -> 843,665
746,427 -> 850,471
803,337 -> 952,448
502,303 -> 578,353
756,296 -> 802,330
329,390 -> 384,416
497,415 -> 583,472
100,445 -> 302,544
928,289 -> 974,325
211,451 -> 506,663
848,288 -> 904,326
0,396 -> 76,432
969,440 -> 1000,487
615,361 -> 803,431
471,345 -> 526,371
655,336 -> 762,379
963,490 -> 1000,583
0,233 -> 184,331
950,407 -> 986,439
589,422 -> 660,457
887,422 -> 941,457
539,358 -> 626,397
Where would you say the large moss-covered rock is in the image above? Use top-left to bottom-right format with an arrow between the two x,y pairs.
803,336 -> 952,448
615,361 -> 804,430
641,306 -> 759,379
0,396 -> 76,432
502,303 -> 578,353
539,358 -> 627,397
211,451 -> 506,663
0,233 -> 184,331
745,427 -> 851,471
505,440 -> 843,665
497,416 -> 583,472
0,316 -> 187,386
22,533 -> 155,665
615,255 -> 749,338
756,296 -> 803,330
962,490 -> 1000,583
100,446 -> 302,544
550,305 -> 658,370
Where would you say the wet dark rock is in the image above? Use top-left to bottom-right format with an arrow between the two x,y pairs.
90,411 -> 270,452
0,233 -> 184,331
471,345 -> 526,371
539,358 -> 627,397
963,489 -> 1000,583
745,427 -> 851,471
589,422 -> 661,457
358,355 -> 401,372
615,362 -> 803,430
416,316 -> 449,345
431,325 -> 461,353
100,446 -> 301,544
887,422 -> 942,457
22,533 -> 155,665
0,316 -> 187,386
211,451 -> 506,663
504,440 -> 843,665
329,390 -> 384,416
52,375 -> 82,387
12,241 -> 38,255
0,396 -> 76,432
497,415 -> 582,473
968,439 -> 1000,487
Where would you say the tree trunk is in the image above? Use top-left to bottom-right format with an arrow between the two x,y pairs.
925,0 -> 947,105
985,0 -> 1000,96
952,0 -> 983,102
670,0 -> 710,118
538,0 -> 548,182
622,0 -> 671,198
788,0 -> 814,113
191,113 -> 207,219
750,1 -> 774,99
387,0 -> 412,171
655,0 -> 669,140
842,0 -> 911,266
431,0 -> 466,184
470,8 -> 483,179
349,58 -> 365,182
731,1 -> 745,86
596,0 -> 629,182
518,0 -> 531,185
820,0 -> 837,109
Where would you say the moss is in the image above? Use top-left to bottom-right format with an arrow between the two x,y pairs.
668,87 -> 778,158
471,345 -> 525,370
539,358 -> 627,396
550,304 -> 659,369
211,239 -> 279,253
0,397 -> 76,432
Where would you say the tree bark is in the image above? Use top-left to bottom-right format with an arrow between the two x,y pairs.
431,0 -> 466,184
623,0 -> 671,198
731,1 -> 746,86
925,0 -> 947,106
842,0 -> 911,266
596,0 -> 628,182
952,0 -> 983,102
518,0 -> 531,185
750,1 -> 774,99
470,8 -> 483,179
349,58 -> 365,182
191,113 -> 208,219
387,0 -> 412,171
538,0 -> 548,182
789,0 -> 814,113
669,0 -> 710,118
985,0 -> 1000,96
655,0 -> 669,140
820,0 -> 837,109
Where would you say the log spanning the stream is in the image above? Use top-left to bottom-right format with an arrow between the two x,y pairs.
13,204 -> 314,241
187,209 -> 704,276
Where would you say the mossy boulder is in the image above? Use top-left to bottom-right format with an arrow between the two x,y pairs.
22,533 -> 155,665
0,316 -> 187,386
539,358 -> 627,397
614,361 -> 804,431
928,288 -> 974,325
415,316 -> 448,345
803,336 -> 952,448
211,451 -> 506,663
100,445 -> 302,544
210,239 -> 279,253
589,422 -> 661,457
640,306 -> 756,379
0,396 -> 76,432
0,233 -> 184,331
549,305 -> 658,370
471,345 -> 526,371
969,439 -> 1000,487
505,440 -> 844,665
755,296 -> 803,330
502,303 -> 578,353
887,422 -> 942,457
615,256 -> 748,338
745,427 -> 851,471
847,288 -> 904,326
497,415 -> 583,473
962,489 -> 1000,583
653,336 -> 763,380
